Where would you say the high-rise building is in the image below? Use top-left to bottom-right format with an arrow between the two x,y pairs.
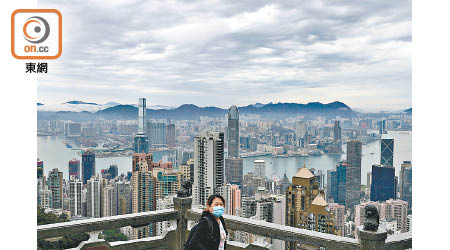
193,132 -> 224,207
367,172 -> 372,191
225,106 -> 243,186
154,168 -> 179,200
114,180 -> 132,215
333,120 -> 342,142
286,164 -> 338,249
69,176 -> 82,217
326,169 -> 337,203
346,140 -> 362,212
354,201 -> 382,239
379,120 -> 387,134
400,161 -> 412,213
241,196 -> 257,218
383,199 -> 408,233
370,164 -> 395,202
67,122 -> 82,137
227,105 -> 239,158
165,124 -> 176,147
147,122 -> 166,147
132,153 -> 157,239
138,98 -> 146,133
253,159 -> 266,178
225,157 -> 243,185
69,159 -> 80,180
327,161 -> 347,205
329,203 -> 346,236
134,134 -> 149,153
82,149 -> 96,185
87,176 -> 101,218
355,199 -> 408,239
47,168 -> 63,209
37,158 -> 44,179
134,98 -> 149,153
39,185 -> 52,209
380,136 -> 394,167
156,196 -> 175,236
218,184 -> 241,215
102,184 -> 115,217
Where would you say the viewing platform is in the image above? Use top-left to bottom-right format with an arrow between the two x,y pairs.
37,196 -> 412,250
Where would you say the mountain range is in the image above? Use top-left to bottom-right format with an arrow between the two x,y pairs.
37,101 -> 359,121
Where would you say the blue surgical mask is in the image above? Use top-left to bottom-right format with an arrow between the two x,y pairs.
212,206 -> 224,217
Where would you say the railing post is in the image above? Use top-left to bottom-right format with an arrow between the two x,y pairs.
357,225 -> 388,250
174,196 -> 192,250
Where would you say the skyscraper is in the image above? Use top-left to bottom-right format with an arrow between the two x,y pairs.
380,136 -> 394,167
400,161 -> 412,213
147,122 -> 166,147
370,164 -> 395,202
39,185 -> 52,209
286,164 -> 338,249
48,168 -> 63,209
87,176 -> 101,218
225,105 -> 243,186
69,159 -> 80,180
165,123 -> 176,147
82,149 -> 95,185
346,140 -> 362,212
225,157 -> 243,185
218,184 -> 241,215
329,203 -> 346,236
102,184 -> 115,217
138,98 -> 146,134
69,175 -> 82,217
379,120 -> 387,134
253,159 -> 266,178
134,98 -> 149,153
327,161 -> 347,205
193,132 -> 224,206
333,120 -> 342,142
37,158 -> 44,179
114,180 -> 132,215
227,105 -> 239,158
132,153 -> 157,239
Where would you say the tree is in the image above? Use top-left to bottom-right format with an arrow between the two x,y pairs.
37,207 -> 89,250
100,229 -> 128,242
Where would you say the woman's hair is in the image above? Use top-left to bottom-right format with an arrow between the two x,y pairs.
206,194 -> 225,207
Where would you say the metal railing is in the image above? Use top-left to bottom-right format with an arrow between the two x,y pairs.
37,196 -> 412,250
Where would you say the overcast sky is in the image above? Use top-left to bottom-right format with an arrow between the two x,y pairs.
38,0 -> 411,112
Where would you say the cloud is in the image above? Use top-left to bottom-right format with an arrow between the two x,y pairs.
38,0 -> 411,112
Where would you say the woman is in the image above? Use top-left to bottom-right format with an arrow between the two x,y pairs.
185,194 -> 228,250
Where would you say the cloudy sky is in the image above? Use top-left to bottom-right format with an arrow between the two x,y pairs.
38,0 -> 411,112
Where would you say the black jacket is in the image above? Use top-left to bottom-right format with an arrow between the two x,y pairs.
185,211 -> 228,250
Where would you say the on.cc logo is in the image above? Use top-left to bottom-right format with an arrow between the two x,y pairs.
23,16 -> 50,44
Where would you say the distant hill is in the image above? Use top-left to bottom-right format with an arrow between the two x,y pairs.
404,108 -> 412,114
37,103 -> 44,106
38,101 -> 357,121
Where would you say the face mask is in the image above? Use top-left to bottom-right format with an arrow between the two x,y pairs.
212,206 -> 224,217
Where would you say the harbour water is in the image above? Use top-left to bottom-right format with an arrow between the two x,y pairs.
37,131 -> 411,185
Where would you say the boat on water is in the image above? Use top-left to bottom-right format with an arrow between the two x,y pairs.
65,144 -> 73,148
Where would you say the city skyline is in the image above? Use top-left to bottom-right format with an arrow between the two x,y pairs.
38,0 -> 411,112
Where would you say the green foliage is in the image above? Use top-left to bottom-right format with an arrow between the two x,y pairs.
100,229 -> 128,242
37,207 -> 89,250
37,207 -> 68,225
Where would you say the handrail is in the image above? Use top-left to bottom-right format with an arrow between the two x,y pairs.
186,208 -> 360,249
37,209 -> 179,240
37,197 -> 412,250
